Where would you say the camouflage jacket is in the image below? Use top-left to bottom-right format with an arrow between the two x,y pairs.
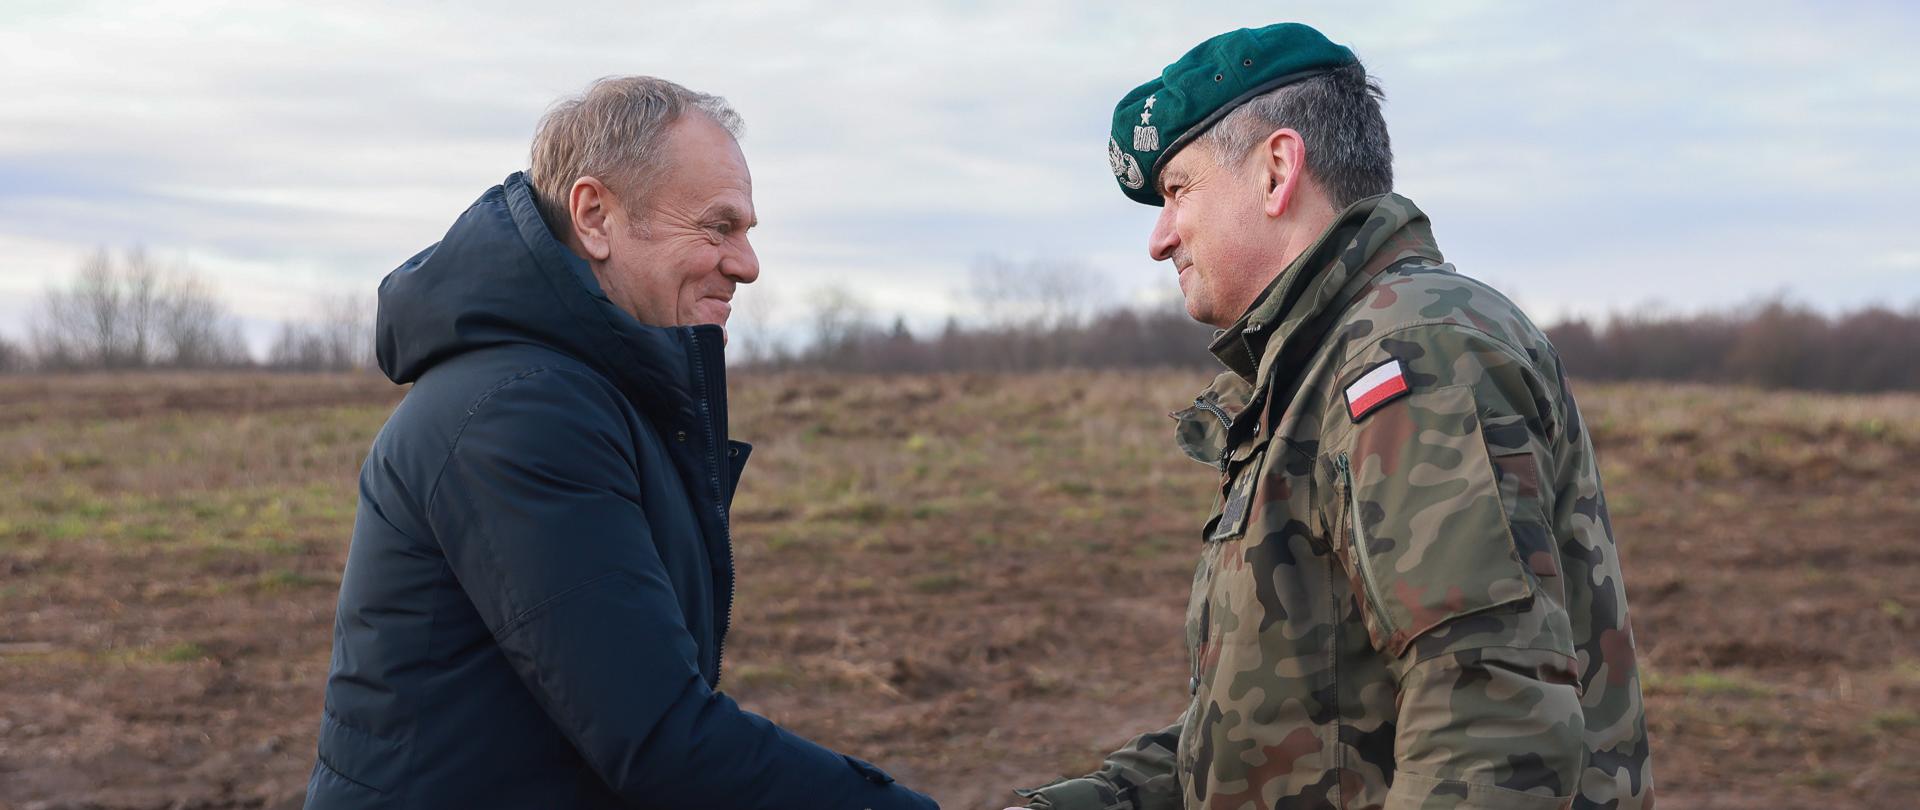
1020,195 -> 1652,810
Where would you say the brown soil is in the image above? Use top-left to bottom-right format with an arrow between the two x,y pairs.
0,372 -> 1914,809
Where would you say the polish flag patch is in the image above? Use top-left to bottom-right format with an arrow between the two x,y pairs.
1344,359 -> 1410,422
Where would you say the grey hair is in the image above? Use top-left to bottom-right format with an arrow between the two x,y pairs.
529,75 -> 744,236
1196,62 -> 1392,209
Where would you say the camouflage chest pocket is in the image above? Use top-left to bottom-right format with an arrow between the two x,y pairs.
1186,440 -> 1269,694
1207,443 -> 1267,542
1332,384 -> 1537,657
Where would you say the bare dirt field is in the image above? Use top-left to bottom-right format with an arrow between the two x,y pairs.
1,371 -> 1915,809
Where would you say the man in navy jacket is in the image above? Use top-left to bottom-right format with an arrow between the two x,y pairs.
304,76 -> 938,810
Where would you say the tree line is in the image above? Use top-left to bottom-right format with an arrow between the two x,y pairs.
743,259 -> 1920,393
4,248 -> 374,373
6,250 -> 1917,393
1547,299 -> 1920,393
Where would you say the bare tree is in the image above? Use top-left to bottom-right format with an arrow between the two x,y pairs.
159,272 -> 250,368
729,285 -> 782,365
807,283 -> 870,351
967,255 -> 1104,330
318,292 -> 376,370
31,247 -> 250,370
267,322 -> 325,371
33,249 -> 118,369
121,248 -> 164,368
266,292 -> 376,371
802,283 -> 873,369
0,336 -> 22,373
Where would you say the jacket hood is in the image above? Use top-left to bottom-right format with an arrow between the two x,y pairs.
375,172 -> 706,419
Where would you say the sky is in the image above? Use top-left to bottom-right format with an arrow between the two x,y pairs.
2,0 -> 1917,355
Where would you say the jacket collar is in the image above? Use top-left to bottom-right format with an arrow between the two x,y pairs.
1206,193 -> 1443,386
1171,194 -> 1441,467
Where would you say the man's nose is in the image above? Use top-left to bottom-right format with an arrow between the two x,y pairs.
727,237 -> 761,284
1148,205 -> 1179,262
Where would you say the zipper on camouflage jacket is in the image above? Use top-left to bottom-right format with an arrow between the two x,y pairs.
1336,453 -> 1395,639
1192,396 -> 1234,473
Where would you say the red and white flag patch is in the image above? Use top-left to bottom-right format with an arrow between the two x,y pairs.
1344,359 -> 1410,422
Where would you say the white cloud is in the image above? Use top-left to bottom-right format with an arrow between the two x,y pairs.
0,0 -> 1916,344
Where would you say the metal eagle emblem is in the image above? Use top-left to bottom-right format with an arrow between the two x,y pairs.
1108,137 -> 1145,189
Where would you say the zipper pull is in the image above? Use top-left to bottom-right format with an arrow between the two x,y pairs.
1192,395 -> 1236,473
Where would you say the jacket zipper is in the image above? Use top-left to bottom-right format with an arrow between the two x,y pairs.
1188,395 -> 1238,696
1193,396 -> 1234,473
687,328 -> 735,688
1336,453 -> 1395,639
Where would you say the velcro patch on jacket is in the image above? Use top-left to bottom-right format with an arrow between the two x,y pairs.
1344,359 -> 1410,422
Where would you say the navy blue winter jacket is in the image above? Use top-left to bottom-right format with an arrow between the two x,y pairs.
305,172 -> 937,810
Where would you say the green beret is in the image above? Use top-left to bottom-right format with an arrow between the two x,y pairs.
1108,23 -> 1358,206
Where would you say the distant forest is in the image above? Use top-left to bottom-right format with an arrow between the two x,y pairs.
749,298 -> 1920,393
4,250 -> 1916,393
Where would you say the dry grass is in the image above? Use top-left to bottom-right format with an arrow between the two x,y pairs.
0,371 -> 1915,809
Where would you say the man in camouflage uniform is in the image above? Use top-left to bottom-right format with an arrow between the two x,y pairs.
1014,24 -> 1652,810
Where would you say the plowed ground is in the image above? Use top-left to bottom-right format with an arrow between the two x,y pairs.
1,371 -> 1914,809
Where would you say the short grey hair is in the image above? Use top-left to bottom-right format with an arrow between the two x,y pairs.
1196,62 -> 1392,209
529,75 -> 743,236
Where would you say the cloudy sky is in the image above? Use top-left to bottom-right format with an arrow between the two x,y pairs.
2,1 -> 1916,353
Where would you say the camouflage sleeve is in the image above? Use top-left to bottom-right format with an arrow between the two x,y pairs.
1329,323 -> 1585,810
1014,716 -> 1184,810
1387,648 -> 1585,810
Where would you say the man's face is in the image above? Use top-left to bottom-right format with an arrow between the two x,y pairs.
1147,144 -> 1272,329
600,114 -> 759,328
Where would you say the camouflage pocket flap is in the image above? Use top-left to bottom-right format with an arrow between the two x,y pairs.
1207,445 -> 1268,542
1482,414 -> 1559,579
1335,384 -> 1534,656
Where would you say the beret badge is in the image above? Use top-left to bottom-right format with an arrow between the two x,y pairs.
1108,137 -> 1146,190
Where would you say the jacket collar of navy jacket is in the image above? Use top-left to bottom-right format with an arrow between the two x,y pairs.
375,171 -> 725,433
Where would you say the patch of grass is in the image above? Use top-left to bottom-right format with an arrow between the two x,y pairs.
727,662 -> 800,689
105,641 -> 210,665
1643,669 -> 1772,698
1867,710 -> 1919,734
56,450 -> 107,470
910,573 -> 965,594
159,642 -> 209,663
763,533 -> 805,552
131,523 -> 176,542
1054,480 -> 1095,497
1130,537 -> 1171,557
45,514 -> 92,541
256,569 -> 333,591
1895,659 -> 1920,685
805,493 -> 891,524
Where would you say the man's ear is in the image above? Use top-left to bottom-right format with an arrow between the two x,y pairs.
569,176 -> 614,261
1261,127 -> 1307,219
